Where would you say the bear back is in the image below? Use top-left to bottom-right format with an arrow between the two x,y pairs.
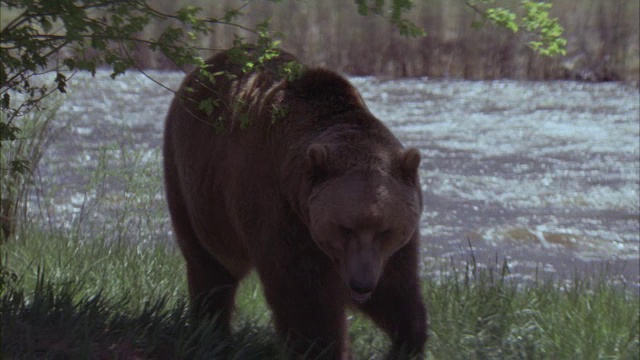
286,68 -> 367,118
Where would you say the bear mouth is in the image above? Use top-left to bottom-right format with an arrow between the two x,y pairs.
350,290 -> 372,304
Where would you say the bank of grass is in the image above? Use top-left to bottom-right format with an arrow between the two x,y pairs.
2,229 -> 638,359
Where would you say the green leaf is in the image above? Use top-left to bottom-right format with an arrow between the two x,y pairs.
213,116 -> 226,134
238,113 -> 251,129
198,98 -> 217,116
55,72 -> 67,93
280,61 -> 305,82
486,8 -> 519,33
356,0 -> 369,16
355,0 -> 425,38
0,122 -> 20,142
40,17 -> 53,33
270,104 -> 289,124
10,159 -> 31,175
1,93 -> 10,109
176,5 -> 203,23
110,61 -> 130,79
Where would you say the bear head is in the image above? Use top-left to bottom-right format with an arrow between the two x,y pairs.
306,143 -> 422,303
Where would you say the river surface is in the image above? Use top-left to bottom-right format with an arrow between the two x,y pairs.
32,70 -> 639,290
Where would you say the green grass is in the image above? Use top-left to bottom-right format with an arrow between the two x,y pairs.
2,230 -> 638,359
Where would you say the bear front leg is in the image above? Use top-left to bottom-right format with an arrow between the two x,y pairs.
256,248 -> 351,359
165,163 -> 240,331
183,251 -> 241,333
356,238 -> 428,358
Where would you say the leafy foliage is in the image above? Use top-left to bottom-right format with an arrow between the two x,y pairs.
521,1 -> 566,56
355,0 -> 426,37
467,0 -> 567,56
2,0 -> 221,123
0,0 -> 278,239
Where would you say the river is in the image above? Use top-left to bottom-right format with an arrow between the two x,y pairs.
32,70 -> 639,290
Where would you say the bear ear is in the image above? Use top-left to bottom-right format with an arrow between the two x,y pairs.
307,144 -> 329,182
399,147 -> 421,183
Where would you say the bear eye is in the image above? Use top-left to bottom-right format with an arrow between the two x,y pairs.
338,225 -> 355,237
377,229 -> 393,240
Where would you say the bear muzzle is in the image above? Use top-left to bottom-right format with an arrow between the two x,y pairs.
349,278 -> 375,303
344,246 -> 382,303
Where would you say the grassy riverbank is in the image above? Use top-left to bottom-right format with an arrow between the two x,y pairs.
2,229 -> 638,359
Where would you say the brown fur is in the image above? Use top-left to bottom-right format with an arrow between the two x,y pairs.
163,49 -> 427,358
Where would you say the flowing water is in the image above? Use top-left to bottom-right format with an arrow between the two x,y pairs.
33,70 -> 639,289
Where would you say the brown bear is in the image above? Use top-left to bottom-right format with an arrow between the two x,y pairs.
163,48 -> 427,359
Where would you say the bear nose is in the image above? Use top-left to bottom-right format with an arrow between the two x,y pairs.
349,279 -> 374,295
